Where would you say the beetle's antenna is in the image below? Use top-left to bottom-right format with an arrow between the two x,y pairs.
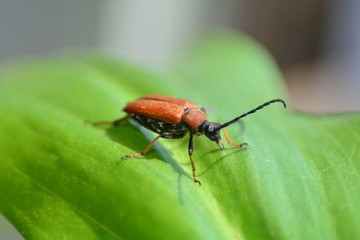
219,99 -> 286,129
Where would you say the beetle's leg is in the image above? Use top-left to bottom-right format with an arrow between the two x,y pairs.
91,114 -> 133,126
122,134 -> 161,159
188,134 -> 201,185
222,128 -> 248,148
122,132 -> 172,160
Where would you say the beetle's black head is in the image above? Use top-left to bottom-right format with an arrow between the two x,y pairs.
200,121 -> 224,150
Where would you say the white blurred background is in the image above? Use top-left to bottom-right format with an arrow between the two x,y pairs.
0,1 -> 359,238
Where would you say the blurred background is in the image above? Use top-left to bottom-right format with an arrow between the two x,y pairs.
1,1 -> 360,112
0,0 -> 359,238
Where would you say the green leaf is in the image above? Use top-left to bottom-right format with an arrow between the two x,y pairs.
1,32 -> 359,240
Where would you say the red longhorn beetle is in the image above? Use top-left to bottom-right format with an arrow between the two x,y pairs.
92,95 -> 286,185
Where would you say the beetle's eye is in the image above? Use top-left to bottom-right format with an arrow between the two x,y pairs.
207,123 -> 220,133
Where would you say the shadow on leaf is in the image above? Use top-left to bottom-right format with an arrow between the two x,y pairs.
198,146 -> 248,177
101,121 -> 193,192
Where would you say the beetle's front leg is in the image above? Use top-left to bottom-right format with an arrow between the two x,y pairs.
188,134 -> 201,185
222,128 -> 248,148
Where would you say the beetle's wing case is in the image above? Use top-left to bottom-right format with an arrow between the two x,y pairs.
124,95 -> 199,124
124,99 -> 186,124
123,95 -> 205,137
123,97 -> 193,138
140,95 -> 198,110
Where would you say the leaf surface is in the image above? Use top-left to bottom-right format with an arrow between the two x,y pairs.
0,32 -> 359,240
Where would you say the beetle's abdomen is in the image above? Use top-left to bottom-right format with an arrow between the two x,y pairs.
132,114 -> 188,138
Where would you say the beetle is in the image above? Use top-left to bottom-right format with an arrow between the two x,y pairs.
92,95 -> 286,185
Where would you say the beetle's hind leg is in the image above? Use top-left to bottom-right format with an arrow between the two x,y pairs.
91,114 -> 134,126
222,128 -> 248,148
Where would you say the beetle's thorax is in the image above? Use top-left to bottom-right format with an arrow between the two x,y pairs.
182,108 -> 208,130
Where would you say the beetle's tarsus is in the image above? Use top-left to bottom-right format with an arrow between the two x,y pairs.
194,179 -> 201,186
233,142 -> 248,148
217,140 -> 225,151
122,153 -> 142,160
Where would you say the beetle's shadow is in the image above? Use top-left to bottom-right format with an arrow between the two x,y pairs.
102,122 -> 190,200
197,145 -> 248,177
103,122 -> 155,157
